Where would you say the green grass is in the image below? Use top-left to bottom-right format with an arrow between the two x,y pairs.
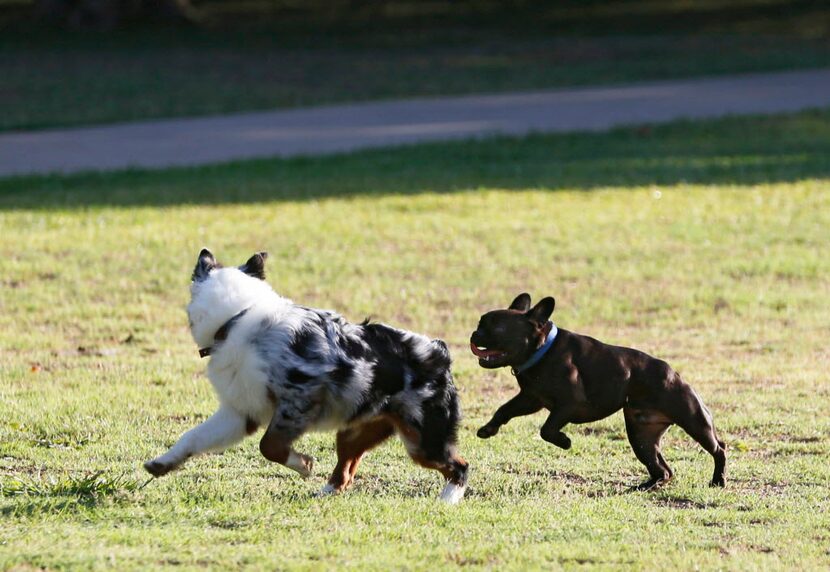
1,110 -> 830,569
2,0 -> 830,131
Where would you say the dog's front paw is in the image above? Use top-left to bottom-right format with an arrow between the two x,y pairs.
143,459 -> 175,478
477,424 -> 499,439
286,451 -> 314,478
554,434 -> 572,450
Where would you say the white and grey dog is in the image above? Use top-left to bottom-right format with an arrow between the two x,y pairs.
144,249 -> 468,504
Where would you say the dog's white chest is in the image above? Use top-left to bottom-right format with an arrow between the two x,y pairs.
206,346 -> 273,422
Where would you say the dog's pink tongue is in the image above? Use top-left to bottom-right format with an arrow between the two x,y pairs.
470,342 -> 502,358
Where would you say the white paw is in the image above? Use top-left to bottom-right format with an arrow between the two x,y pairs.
439,482 -> 466,505
315,483 -> 338,497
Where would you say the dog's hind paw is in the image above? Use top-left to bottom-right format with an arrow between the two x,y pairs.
710,476 -> 726,487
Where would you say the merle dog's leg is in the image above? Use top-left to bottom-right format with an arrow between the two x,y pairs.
322,418 -> 395,495
670,385 -> 727,487
539,408 -> 574,450
259,401 -> 317,477
477,391 -> 543,438
259,427 -> 313,477
409,450 -> 469,505
144,406 -> 249,477
623,407 -> 673,491
396,390 -> 469,504
402,436 -> 469,505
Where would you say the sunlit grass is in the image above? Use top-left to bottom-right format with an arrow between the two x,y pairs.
1,111 -> 829,569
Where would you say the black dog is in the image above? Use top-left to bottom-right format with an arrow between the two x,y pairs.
470,293 -> 726,490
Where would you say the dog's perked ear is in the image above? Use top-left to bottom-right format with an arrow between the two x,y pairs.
527,296 -> 555,323
240,252 -> 268,280
509,292 -> 532,312
192,248 -> 217,282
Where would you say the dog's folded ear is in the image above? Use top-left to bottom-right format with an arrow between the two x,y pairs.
240,252 -> 268,280
509,292 -> 532,312
527,296 -> 555,323
192,248 -> 217,282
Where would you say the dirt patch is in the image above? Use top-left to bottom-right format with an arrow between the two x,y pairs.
729,478 -> 791,497
446,553 -> 499,567
578,426 -> 626,440
652,496 -> 713,509
164,413 -> 207,423
749,545 -> 775,554
787,435 -> 823,443
498,465 -> 589,484
157,558 -> 213,568
0,457 -> 43,477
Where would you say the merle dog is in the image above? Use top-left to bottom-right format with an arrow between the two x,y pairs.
470,293 -> 726,490
144,249 -> 468,503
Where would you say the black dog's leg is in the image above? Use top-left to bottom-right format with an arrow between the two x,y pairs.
623,408 -> 673,491
539,409 -> 573,450
670,385 -> 727,487
477,391 -> 543,438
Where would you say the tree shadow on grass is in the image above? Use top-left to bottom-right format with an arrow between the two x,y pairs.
1,110 -> 829,211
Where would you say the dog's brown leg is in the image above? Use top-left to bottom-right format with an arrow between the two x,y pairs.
392,417 -> 469,504
409,453 -> 468,483
259,426 -> 313,477
624,407 -> 673,491
324,418 -> 395,494
408,451 -> 469,504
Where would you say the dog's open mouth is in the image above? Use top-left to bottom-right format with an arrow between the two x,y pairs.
470,342 -> 508,362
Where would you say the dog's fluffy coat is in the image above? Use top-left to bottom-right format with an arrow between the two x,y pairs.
144,249 -> 468,503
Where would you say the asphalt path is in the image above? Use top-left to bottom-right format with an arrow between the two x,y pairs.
2,68 -> 830,177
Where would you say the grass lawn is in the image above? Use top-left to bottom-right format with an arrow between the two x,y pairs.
1,109 -> 830,569
2,0 -> 830,131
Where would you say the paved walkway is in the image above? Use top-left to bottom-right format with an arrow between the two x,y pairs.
3,68 -> 830,177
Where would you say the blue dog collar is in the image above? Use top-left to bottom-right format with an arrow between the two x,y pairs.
513,322 -> 558,375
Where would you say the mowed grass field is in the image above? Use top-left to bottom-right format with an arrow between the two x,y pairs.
1,110 -> 829,569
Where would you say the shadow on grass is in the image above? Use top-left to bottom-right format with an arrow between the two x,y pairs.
3,0 -> 827,41
1,110 -> 829,211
